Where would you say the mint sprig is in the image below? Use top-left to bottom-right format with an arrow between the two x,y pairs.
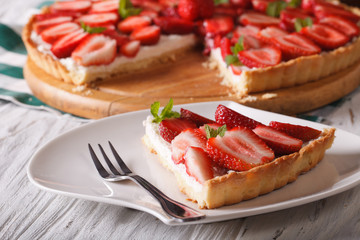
266,0 -> 301,18
119,0 -> 142,19
151,98 -> 180,123
214,0 -> 229,5
225,36 -> 244,67
205,124 -> 227,139
294,17 -> 313,32
80,22 -> 105,34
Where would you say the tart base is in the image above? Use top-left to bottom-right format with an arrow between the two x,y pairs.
142,128 -> 336,209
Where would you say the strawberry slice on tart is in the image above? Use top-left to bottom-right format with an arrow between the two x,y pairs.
49,0 -> 92,14
239,12 -> 281,28
118,16 -> 152,34
180,108 -> 215,127
76,13 -> 119,27
183,146 -> 214,184
237,46 -> 282,68
159,118 -> 197,143
130,25 -> 161,45
33,16 -> 73,34
269,121 -> 321,142
318,16 -> 360,39
51,29 -> 89,58
40,22 -> 81,44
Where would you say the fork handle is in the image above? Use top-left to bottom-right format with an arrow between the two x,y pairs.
129,175 -> 205,222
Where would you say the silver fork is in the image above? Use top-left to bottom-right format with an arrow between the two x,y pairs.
88,141 -> 205,222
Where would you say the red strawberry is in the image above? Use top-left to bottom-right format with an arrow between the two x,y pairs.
203,16 -> 234,36
213,6 -> 238,17
171,128 -> 207,164
177,0 -> 200,21
51,29 -> 88,58
41,22 -> 80,44
251,0 -> 276,13
180,108 -> 215,127
183,146 -> 214,183
300,24 -> 349,50
118,16 -> 151,34
280,8 -> 314,32
103,30 -> 130,47
215,104 -> 262,130
232,25 -> 261,38
71,34 -> 117,66
137,0 -> 164,12
207,127 -> 275,171
198,0 -> 215,19
49,1 -> 92,14
271,33 -> 321,59
130,25 -> 161,45
230,0 -> 251,8
230,64 -> 243,75
314,4 -> 360,23
220,37 -> 232,60
232,25 -> 265,49
319,16 -> 360,39
198,123 -> 224,136
253,125 -> 303,156
33,16 -> 73,34
238,46 -> 282,68
140,9 -> 159,19
159,118 -> 197,143
34,13 -> 79,22
76,13 -> 119,27
269,121 -> 321,142
120,40 -> 140,57
257,26 -> 288,43
239,12 -> 280,29
89,0 -> 118,13
153,17 -> 194,34
159,0 -> 180,7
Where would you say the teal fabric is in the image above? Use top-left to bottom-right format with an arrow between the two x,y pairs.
0,63 -> 24,79
0,24 -> 27,54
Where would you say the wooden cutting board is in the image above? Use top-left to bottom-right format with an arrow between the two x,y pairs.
24,50 -> 360,119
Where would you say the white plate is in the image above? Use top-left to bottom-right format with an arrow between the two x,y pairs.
27,101 -> 360,225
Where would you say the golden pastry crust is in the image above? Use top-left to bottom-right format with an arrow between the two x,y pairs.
143,128 -> 335,209
22,14 -> 198,85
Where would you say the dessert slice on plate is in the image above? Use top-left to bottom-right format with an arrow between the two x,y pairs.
143,99 -> 335,209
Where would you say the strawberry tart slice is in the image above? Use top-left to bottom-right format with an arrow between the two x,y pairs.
143,99 -> 335,209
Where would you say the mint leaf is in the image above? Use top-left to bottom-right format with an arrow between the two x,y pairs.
294,17 -> 313,32
205,124 -> 227,139
266,1 -> 287,18
225,36 -> 244,67
119,0 -> 142,19
214,0 -> 229,5
80,22 -> 105,34
288,0 -> 301,8
151,98 -> 180,123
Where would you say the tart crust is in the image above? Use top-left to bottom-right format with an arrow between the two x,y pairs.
143,127 -> 335,209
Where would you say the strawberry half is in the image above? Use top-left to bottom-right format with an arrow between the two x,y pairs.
177,0 -> 200,21
220,37 -> 232,60
183,146 -> 214,184
257,26 -> 288,43
251,0 -> 276,13
319,16 -> 360,39
269,121 -> 321,142
71,34 -> 117,66
203,16 -> 234,36
237,46 -> 282,68
159,118 -> 197,143
103,30 -> 130,47
207,127 -> 275,171
253,125 -> 303,156
120,40 -> 140,57
239,12 -> 280,29
33,16 -> 73,34
51,29 -> 88,58
76,13 -> 119,27
180,108 -> 215,127
280,8 -> 314,32
171,128 -> 207,164
300,24 -> 349,50
215,104 -> 262,130
89,0 -> 118,14
41,22 -> 80,44
153,17 -> 194,35
314,4 -> 360,23
118,16 -> 151,34
49,0 -> 92,14
271,32 -> 321,59
130,25 -> 161,45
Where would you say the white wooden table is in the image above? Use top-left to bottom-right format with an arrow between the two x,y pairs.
1,0 -> 360,239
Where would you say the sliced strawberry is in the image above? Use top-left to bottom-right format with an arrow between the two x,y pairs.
120,40 -> 140,57
232,25 -> 265,49
71,34 -> 117,66
180,108 -> 215,127
137,0 -> 164,12
50,1 -> 92,14
239,12 -> 281,29
203,16 -> 234,36
103,30 -> 130,47
41,22 -> 80,44
89,0 -> 118,13
230,0 -> 251,8
314,4 -> 360,23
130,25 -> 161,45
159,0 -> 180,7
238,46 -> 282,68
280,8 -> 314,32
198,0 -> 215,19
271,32 -> 321,59
319,16 -> 360,39
215,104 -> 262,130
257,26 -> 288,43
253,125 -> 303,156
251,0 -> 276,13
198,123 -> 224,136
207,127 -> 275,171
33,16 -> 73,34
230,64 -> 243,75
118,16 -> 151,34
76,13 -> 119,27
51,29 -> 88,58
140,9 -> 159,19
159,118 -> 197,143
153,17 -> 194,34
269,121 -> 321,142
184,146 -> 214,183
34,13 -> 79,22
177,0 -> 200,21
300,24 -> 349,50
171,128 -> 207,164
232,25 -> 261,38
213,6 -> 238,17
220,37 -> 232,60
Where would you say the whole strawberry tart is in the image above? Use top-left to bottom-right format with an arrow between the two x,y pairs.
22,0 -> 360,94
143,99 -> 335,209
